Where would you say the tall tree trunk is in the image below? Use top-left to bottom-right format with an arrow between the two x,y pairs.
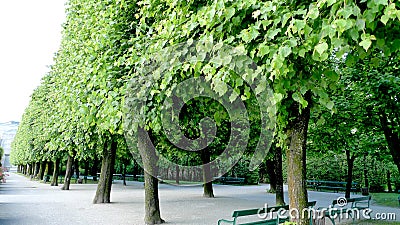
133,160 -> 138,178
51,159 -> 60,186
74,160 -> 80,183
43,161 -> 49,182
345,150 -> 355,198
379,110 -> 400,174
84,160 -> 89,176
285,92 -> 311,225
33,162 -> 40,179
387,170 -> 392,192
266,158 -> 277,193
201,148 -> 214,198
275,146 -> 285,206
93,140 -> 117,204
175,165 -> 180,184
38,161 -> 45,181
27,164 -> 31,175
91,156 -> 99,181
61,155 -> 74,190
138,127 -> 164,224
123,163 -> 127,186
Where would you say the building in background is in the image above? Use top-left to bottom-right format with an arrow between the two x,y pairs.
0,121 -> 19,170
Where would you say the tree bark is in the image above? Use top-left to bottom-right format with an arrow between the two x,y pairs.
387,170 -> 392,192
74,160 -> 80,183
201,148 -> 214,198
138,127 -> 164,224
33,162 -> 39,179
93,140 -> 117,204
175,165 -> 180,184
285,92 -> 311,225
51,159 -> 60,186
38,161 -> 45,181
266,158 -> 277,193
61,155 -> 74,190
91,156 -> 99,181
84,160 -> 89,176
379,110 -> 400,174
345,150 -> 355,198
274,146 -> 285,206
29,163 -> 33,176
123,163 -> 127,186
43,161 -> 49,182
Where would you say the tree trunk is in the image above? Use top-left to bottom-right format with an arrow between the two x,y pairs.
33,162 -> 39,179
138,127 -> 164,224
61,155 -> 74,190
29,163 -> 33,176
266,158 -> 277,193
175,165 -> 180,184
274,147 -> 285,206
43,161 -> 49,182
51,159 -> 60,186
84,160 -> 89,176
379,110 -> 400,174
201,149 -> 214,198
93,140 -> 117,204
38,161 -> 45,181
387,170 -> 392,192
285,92 -> 311,225
345,150 -> 355,198
133,160 -> 138,178
123,163 -> 127,186
91,156 -> 99,181
74,160 -> 80,183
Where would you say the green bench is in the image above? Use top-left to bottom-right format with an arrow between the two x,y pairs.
218,201 -> 317,225
307,180 -> 359,194
216,177 -> 245,185
319,196 -> 371,225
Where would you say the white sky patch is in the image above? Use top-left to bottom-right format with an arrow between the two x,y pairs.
0,0 -> 66,122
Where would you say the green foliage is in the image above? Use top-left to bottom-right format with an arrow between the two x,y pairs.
231,157 -> 260,185
0,146 -> 3,161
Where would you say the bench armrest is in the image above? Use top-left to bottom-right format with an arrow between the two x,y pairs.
353,201 -> 370,209
218,218 -> 236,225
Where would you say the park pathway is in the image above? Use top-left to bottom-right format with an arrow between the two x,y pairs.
0,172 -> 399,225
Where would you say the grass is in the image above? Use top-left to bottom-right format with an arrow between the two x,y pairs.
370,192 -> 400,208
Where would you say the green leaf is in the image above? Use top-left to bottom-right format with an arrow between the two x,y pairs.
257,43 -> 270,58
308,7 -> 319,20
374,0 -> 388,6
315,42 -> 328,55
359,39 -> 372,51
292,92 -> 300,102
381,14 -> 390,25
279,46 -> 292,58
326,101 -> 334,110
327,0 -> 337,7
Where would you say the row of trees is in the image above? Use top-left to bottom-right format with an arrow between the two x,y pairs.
11,0 -> 400,225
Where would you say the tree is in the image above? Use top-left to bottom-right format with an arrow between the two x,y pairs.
125,1 -> 399,224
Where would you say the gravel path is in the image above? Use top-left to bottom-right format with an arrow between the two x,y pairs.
0,172 -> 398,225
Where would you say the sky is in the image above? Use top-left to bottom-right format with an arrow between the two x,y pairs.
0,0 -> 66,123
